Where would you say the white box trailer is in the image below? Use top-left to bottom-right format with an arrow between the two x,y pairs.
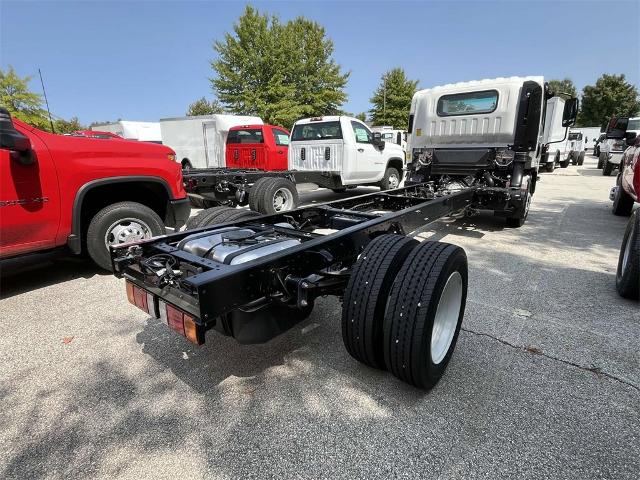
91,121 -> 161,143
160,115 -> 263,169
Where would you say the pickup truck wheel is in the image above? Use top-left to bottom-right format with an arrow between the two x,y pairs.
578,151 -> 585,166
383,241 -> 468,389
258,178 -> 299,214
616,210 -> 640,300
612,180 -> 634,216
380,167 -> 401,190
342,234 -> 419,370
602,157 -> 614,176
87,201 -> 164,271
248,178 -> 272,213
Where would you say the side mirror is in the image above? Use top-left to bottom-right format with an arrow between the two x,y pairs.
606,117 -> 629,139
372,131 -> 384,148
562,98 -> 578,127
0,108 -> 35,165
625,131 -> 637,146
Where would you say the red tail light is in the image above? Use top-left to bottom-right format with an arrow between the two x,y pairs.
159,300 -> 204,345
126,280 -> 155,315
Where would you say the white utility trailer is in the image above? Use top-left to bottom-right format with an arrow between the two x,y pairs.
160,115 -> 263,169
91,121 -> 162,143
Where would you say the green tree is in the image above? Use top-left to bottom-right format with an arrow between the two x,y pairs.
548,78 -> 577,98
578,74 -> 640,128
53,116 -> 84,134
211,6 -> 349,128
355,112 -> 367,122
186,96 -> 225,116
0,66 -> 50,129
369,68 -> 418,129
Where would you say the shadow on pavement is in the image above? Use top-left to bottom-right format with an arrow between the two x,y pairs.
0,252 -> 107,300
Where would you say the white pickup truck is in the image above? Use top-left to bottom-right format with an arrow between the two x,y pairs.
288,116 -> 405,192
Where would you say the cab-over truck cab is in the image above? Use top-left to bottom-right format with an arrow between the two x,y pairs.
406,76 -> 578,227
289,116 -> 405,191
0,108 -> 189,270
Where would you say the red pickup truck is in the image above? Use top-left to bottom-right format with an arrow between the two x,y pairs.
225,124 -> 289,170
0,107 -> 190,270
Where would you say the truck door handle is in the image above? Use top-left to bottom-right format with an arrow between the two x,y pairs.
358,148 -> 364,152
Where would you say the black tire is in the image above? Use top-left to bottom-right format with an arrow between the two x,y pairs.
616,211 -> 640,300
87,201 -> 164,271
342,234 -> 419,369
570,153 -> 577,166
379,167 -> 401,190
258,178 -> 299,214
181,160 -> 193,171
545,160 -> 555,173
186,206 -> 260,229
598,153 -> 605,170
602,157 -> 614,176
186,206 -> 233,230
248,178 -> 272,213
612,180 -> 634,216
578,151 -> 585,166
383,241 -> 468,389
506,177 -> 532,228
560,154 -> 570,168
331,187 -> 347,193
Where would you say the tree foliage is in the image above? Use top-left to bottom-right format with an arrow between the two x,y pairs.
578,74 -> 640,128
0,66 -> 50,129
548,78 -> 577,98
186,97 -> 225,116
53,116 -> 84,134
211,6 -> 349,128
355,112 -> 367,122
369,68 -> 418,130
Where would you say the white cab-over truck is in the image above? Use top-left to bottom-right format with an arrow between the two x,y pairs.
406,76 -> 578,227
539,98 -> 585,172
371,125 -> 408,151
182,115 -> 406,216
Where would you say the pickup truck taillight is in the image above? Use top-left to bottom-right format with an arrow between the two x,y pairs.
612,140 -> 626,151
125,281 -> 203,345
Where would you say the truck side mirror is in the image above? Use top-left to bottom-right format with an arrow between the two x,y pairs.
561,98 -> 578,127
372,131 -> 384,148
0,108 -> 35,165
625,131 -> 637,146
606,117 -> 629,139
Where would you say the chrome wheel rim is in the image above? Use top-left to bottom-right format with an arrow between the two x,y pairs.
622,222 -> 634,275
431,271 -> 463,365
105,218 -> 153,248
388,173 -> 400,189
272,188 -> 294,212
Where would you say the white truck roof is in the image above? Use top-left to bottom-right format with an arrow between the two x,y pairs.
92,121 -> 161,142
410,76 -> 545,149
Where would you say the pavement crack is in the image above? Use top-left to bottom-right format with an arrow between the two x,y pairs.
461,327 -> 640,393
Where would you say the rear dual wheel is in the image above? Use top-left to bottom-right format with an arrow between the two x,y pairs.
248,177 -> 299,215
342,235 -> 468,389
185,206 -> 261,230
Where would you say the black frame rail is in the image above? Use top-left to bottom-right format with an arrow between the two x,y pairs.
112,184 -> 475,324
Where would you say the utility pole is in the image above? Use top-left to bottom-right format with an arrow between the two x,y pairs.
383,75 -> 386,124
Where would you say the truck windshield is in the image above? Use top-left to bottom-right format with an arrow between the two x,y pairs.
291,121 -> 342,141
627,119 -> 640,130
227,128 -> 264,144
437,90 -> 498,116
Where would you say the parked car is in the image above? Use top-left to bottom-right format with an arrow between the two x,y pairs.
600,116 -> 640,176
225,124 -> 290,171
0,107 -> 189,270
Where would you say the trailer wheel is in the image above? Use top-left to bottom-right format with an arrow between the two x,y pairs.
578,151 -> 585,166
341,234 -> 419,369
380,167 -> 401,190
383,241 -> 468,389
612,179 -> 634,217
258,178 -> 299,214
248,178 -> 272,213
616,210 -> 640,300
87,201 -> 164,271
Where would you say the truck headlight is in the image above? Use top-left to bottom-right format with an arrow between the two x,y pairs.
413,147 -> 433,165
494,148 -> 514,166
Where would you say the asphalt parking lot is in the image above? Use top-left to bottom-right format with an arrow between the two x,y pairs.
1,153 -> 639,479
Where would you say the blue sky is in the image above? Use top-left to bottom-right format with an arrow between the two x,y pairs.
2,0 -> 638,125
